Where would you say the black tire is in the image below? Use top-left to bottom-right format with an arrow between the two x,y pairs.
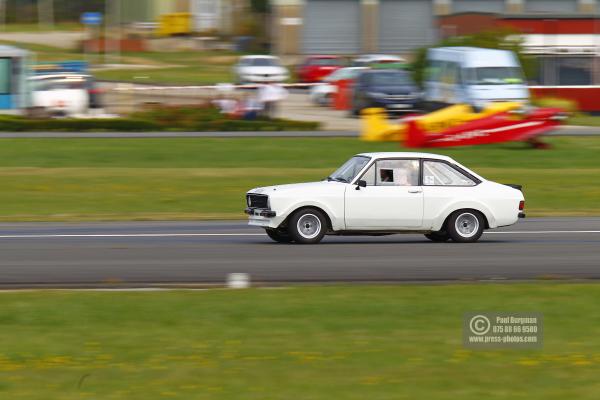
265,228 -> 293,243
446,210 -> 485,243
287,207 -> 327,244
424,231 -> 450,242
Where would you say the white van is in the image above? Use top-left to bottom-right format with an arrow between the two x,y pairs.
424,47 -> 529,109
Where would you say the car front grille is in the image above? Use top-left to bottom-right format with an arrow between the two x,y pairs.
384,94 -> 415,100
247,194 -> 268,209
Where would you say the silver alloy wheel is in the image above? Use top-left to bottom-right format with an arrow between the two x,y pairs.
455,212 -> 479,238
296,213 -> 321,239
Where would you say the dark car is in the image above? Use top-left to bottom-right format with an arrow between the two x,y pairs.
351,69 -> 421,116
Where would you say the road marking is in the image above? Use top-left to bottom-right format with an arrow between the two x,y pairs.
486,231 -> 600,234
0,230 -> 598,239
0,233 -> 266,238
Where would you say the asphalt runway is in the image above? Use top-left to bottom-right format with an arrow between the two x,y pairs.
0,217 -> 599,288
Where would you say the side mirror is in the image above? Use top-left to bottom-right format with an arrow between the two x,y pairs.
355,180 -> 367,190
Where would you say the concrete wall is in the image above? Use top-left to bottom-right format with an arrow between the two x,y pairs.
273,2 -> 303,55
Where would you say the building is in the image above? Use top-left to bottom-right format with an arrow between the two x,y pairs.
439,13 -> 600,86
118,0 -> 247,35
119,0 -> 189,23
271,0 -> 598,56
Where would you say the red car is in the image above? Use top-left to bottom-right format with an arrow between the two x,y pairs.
296,56 -> 345,83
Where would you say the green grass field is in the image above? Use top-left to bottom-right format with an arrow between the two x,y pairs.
0,136 -> 598,221
1,284 -> 600,399
0,39 -> 239,85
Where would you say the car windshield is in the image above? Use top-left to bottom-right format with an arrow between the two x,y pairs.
466,67 -> 524,85
328,156 -> 371,183
33,78 -> 86,91
369,72 -> 411,86
250,58 -> 280,67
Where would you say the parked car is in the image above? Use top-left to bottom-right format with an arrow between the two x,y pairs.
30,73 -> 92,116
309,66 -> 367,106
245,152 -> 525,244
351,69 -> 422,115
424,47 -> 529,110
296,55 -> 345,83
351,54 -> 406,67
233,55 -> 289,84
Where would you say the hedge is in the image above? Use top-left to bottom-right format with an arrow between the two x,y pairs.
0,106 -> 321,132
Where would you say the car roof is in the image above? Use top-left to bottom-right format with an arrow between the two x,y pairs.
363,69 -> 407,74
30,73 -> 90,81
307,55 -> 341,59
338,66 -> 367,71
240,55 -> 278,59
355,54 -> 404,61
357,152 -> 455,162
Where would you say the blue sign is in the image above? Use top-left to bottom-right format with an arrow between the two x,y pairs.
81,12 -> 103,26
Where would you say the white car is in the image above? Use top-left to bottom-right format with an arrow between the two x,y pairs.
309,67 -> 367,105
233,55 -> 289,84
30,73 -> 90,116
245,152 -> 525,244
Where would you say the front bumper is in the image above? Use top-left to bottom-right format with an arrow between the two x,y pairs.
370,99 -> 418,112
245,207 -> 276,218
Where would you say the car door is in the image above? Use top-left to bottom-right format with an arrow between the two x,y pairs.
344,159 -> 424,229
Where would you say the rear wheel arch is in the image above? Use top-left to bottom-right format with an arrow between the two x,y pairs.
441,208 -> 490,231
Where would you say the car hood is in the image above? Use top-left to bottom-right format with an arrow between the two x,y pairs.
239,66 -> 287,75
248,180 -> 344,196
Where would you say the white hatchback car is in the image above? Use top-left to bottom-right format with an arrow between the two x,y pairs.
245,152 -> 525,244
233,55 -> 289,84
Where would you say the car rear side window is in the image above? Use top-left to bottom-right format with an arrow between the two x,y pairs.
423,161 -> 475,186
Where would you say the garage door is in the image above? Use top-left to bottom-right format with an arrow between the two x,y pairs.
525,0 -> 579,13
302,0 -> 361,54
378,0 -> 436,54
453,0 -> 505,13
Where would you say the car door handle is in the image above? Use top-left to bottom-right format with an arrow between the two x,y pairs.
408,189 -> 422,194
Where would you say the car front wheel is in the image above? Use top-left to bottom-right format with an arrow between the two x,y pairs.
288,208 -> 327,244
447,210 -> 484,243
265,228 -> 293,243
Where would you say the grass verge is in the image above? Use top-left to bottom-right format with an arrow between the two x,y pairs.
0,39 -> 240,85
1,284 -> 600,399
0,136 -> 598,221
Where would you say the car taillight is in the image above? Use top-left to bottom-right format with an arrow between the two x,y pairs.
519,201 -> 525,210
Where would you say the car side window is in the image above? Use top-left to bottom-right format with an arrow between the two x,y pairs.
423,161 -> 476,186
363,159 -> 419,186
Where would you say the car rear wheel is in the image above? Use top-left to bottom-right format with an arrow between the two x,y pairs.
288,208 -> 327,244
424,231 -> 450,242
447,210 -> 484,243
265,228 -> 293,243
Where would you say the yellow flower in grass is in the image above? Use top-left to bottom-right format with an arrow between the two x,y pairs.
517,358 -> 540,366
